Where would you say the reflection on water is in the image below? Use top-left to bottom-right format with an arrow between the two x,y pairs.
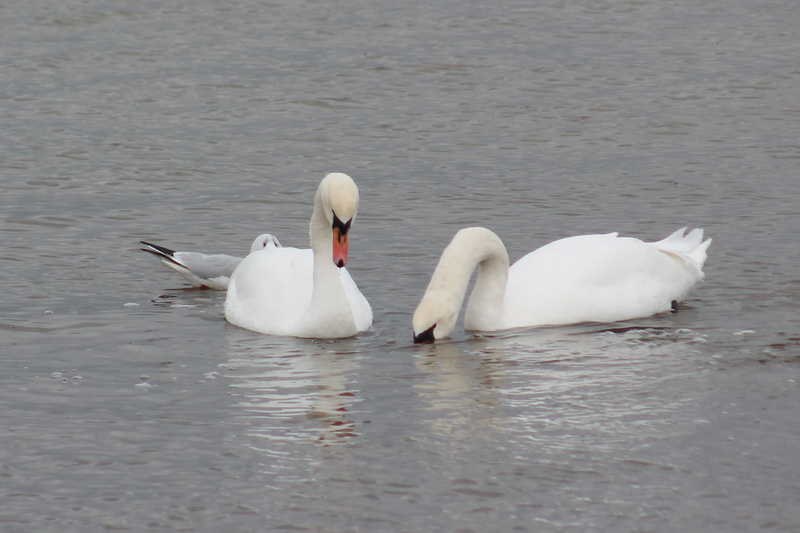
413,342 -> 506,442
149,288 -> 219,309
223,334 -> 361,452
414,324 -> 710,456
503,326 -> 710,447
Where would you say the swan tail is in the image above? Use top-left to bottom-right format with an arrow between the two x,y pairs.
653,227 -> 712,272
689,237 -> 712,271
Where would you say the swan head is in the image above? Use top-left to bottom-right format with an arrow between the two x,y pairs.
250,233 -> 281,252
412,290 -> 459,343
316,172 -> 359,268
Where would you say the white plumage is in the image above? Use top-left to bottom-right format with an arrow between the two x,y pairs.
413,227 -> 711,342
225,173 -> 372,339
224,247 -> 371,337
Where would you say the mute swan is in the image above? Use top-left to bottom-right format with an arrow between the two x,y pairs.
140,233 -> 281,290
225,172 -> 372,338
412,227 -> 711,343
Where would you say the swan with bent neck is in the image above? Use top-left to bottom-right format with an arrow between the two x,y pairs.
225,172 -> 372,338
412,226 -> 711,343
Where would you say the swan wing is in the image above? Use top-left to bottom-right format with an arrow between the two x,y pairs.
224,248 -> 371,337
225,247 -> 313,335
503,230 -> 708,327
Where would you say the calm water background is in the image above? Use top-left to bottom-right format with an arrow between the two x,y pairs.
2,0 -> 800,531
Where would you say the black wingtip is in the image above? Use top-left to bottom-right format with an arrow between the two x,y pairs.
413,324 -> 436,344
139,241 -> 176,257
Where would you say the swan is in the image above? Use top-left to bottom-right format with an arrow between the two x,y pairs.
412,226 -> 711,343
225,172 -> 372,338
140,233 -> 281,290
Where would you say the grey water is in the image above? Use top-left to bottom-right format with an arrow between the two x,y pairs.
2,0 -> 799,531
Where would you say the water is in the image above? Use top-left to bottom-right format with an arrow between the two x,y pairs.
2,0 -> 800,531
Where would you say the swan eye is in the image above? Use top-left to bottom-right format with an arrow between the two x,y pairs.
413,323 -> 436,344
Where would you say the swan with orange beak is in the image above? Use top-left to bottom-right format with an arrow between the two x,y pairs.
225,173 -> 372,338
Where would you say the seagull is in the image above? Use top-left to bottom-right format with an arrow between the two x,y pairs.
140,233 -> 281,290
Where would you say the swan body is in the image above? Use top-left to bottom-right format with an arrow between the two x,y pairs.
413,227 -> 711,342
225,173 -> 372,339
140,233 -> 281,290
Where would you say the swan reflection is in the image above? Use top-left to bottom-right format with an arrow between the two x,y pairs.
223,333 -> 362,451
413,323 -> 709,451
413,341 -> 508,442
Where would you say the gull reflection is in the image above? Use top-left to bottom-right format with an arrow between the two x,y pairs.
223,332 -> 361,451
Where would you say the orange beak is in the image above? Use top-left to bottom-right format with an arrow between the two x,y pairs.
332,226 -> 349,268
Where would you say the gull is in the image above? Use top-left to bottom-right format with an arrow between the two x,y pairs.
140,233 -> 281,290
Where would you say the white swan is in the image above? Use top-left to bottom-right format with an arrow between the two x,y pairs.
412,227 -> 711,342
140,233 -> 281,290
225,173 -> 372,338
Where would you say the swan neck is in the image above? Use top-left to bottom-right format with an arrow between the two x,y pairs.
464,244 -> 509,331
309,188 -> 329,253
426,228 -> 510,331
299,188 -> 355,336
308,188 -> 340,289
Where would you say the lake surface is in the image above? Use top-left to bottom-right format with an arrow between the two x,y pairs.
2,0 -> 800,531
